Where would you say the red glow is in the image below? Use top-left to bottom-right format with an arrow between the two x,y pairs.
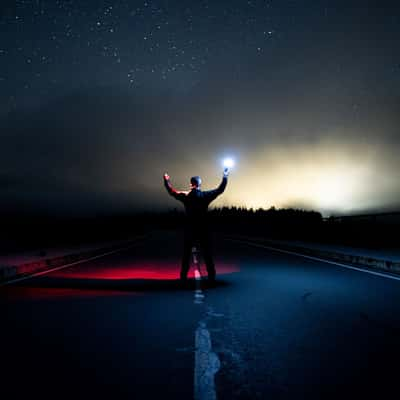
1,287 -> 139,301
50,261 -> 239,280
1,260 -> 239,302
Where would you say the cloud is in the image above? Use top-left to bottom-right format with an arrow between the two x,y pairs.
1,73 -> 399,216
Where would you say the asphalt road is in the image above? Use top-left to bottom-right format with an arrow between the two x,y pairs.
2,230 -> 400,399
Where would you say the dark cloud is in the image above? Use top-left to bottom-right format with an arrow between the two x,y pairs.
1,74 -> 399,217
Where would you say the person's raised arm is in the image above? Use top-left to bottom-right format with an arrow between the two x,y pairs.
204,168 -> 229,203
163,173 -> 186,201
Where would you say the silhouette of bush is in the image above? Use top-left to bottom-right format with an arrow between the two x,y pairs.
0,207 -> 398,253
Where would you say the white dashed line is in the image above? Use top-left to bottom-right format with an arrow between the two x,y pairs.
194,322 -> 221,400
192,246 -> 220,400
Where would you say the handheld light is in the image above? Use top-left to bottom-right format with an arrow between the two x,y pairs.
223,157 -> 235,169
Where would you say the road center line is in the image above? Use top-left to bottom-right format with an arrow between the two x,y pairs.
192,246 -> 220,400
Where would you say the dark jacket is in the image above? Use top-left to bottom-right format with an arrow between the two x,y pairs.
164,176 -> 227,230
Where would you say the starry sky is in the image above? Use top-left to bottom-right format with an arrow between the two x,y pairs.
1,0 -> 399,216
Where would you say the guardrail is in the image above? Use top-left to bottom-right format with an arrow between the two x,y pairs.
228,235 -> 400,277
0,235 -> 146,284
323,211 -> 400,224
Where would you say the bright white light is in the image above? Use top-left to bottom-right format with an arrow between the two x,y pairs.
223,157 -> 235,169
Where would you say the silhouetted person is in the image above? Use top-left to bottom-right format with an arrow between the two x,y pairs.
163,169 -> 229,282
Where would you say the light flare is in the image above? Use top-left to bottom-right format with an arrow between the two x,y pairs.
222,157 -> 235,169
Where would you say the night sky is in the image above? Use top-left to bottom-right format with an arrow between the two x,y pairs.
1,1 -> 399,216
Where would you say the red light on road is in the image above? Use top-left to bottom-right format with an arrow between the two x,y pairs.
50,261 -> 239,281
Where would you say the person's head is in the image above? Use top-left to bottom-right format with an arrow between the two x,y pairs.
190,176 -> 202,188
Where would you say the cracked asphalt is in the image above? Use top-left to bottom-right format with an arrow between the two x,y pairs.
2,231 -> 400,399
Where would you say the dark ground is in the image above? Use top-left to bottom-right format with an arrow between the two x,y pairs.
2,230 -> 400,399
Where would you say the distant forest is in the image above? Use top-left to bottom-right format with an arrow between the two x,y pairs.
1,207 -> 399,253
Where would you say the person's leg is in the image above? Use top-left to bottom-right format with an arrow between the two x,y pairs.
181,231 -> 193,280
200,232 -> 216,281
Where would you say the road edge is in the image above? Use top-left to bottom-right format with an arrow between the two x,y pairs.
0,235 -> 147,285
226,235 -> 400,276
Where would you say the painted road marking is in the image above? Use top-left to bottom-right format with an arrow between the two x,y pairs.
230,238 -> 400,282
193,247 -> 204,305
192,246 -> 221,400
0,237 -> 146,287
194,322 -> 221,400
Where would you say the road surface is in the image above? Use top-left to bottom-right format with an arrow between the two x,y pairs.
2,231 -> 400,399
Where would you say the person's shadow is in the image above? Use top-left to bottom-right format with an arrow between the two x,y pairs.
12,275 -> 229,293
